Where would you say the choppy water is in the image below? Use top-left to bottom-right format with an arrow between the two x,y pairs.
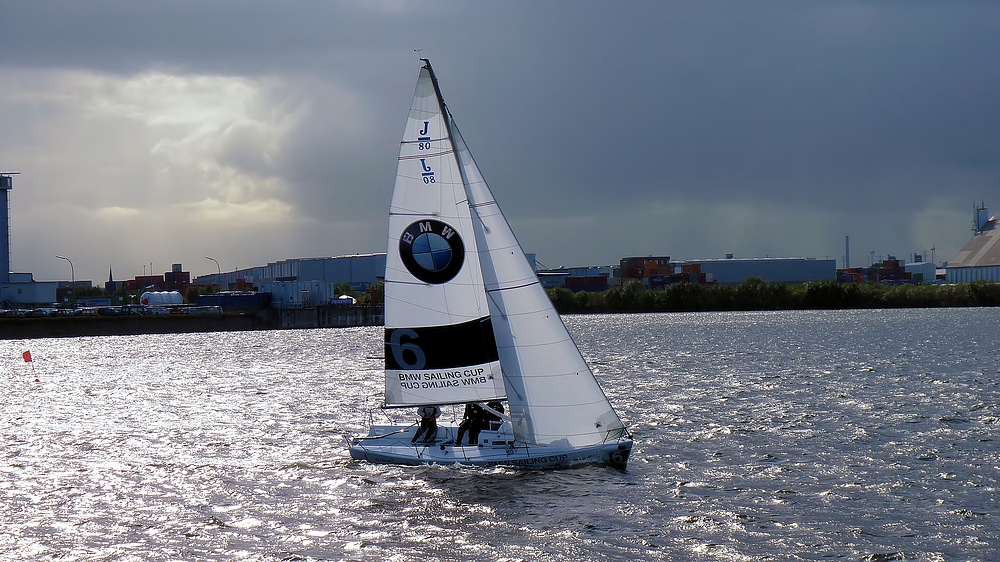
2,308 -> 998,561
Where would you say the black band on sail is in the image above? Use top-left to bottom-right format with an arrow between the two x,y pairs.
385,316 -> 499,371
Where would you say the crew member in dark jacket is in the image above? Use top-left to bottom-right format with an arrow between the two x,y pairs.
455,403 -> 489,445
485,400 -> 505,430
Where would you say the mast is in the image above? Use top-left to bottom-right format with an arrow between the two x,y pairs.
421,58 -> 469,195
420,58 -> 504,403
420,59 -> 455,145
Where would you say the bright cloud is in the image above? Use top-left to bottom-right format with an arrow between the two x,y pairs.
2,69 -> 307,281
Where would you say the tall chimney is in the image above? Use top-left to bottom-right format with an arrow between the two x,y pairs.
0,173 -> 14,284
845,235 -> 850,270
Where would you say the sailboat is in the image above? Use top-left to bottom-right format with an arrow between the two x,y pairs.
348,59 -> 633,469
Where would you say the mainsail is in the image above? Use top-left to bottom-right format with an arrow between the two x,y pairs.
383,61 -> 506,407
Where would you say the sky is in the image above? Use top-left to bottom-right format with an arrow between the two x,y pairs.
1,1 -> 998,283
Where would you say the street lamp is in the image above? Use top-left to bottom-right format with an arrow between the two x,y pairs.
56,255 -> 74,304
205,256 -> 222,290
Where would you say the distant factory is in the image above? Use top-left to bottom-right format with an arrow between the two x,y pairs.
197,253 -> 841,300
538,255 -> 837,292
944,202 -> 1000,283
192,254 -> 387,308
0,173 -> 90,307
539,206 -> 1000,291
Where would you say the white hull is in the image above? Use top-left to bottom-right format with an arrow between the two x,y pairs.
348,423 -> 633,470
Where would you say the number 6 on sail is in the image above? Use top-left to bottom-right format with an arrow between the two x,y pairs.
348,59 -> 633,469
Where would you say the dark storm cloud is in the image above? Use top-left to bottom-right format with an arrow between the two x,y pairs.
0,1 -> 408,74
2,1 -> 999,280
456,3 -> 1000,213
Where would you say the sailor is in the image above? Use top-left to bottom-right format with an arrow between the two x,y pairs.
485,400 -> 505,431
454,403 -> 490,446
411,405 -> 441,444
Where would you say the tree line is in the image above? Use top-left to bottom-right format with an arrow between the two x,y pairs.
546,278 -> 1000,314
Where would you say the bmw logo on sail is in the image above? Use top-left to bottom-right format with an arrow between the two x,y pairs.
399,219 -> 465,284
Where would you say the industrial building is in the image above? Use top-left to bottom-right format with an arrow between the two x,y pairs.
198,253 -> 541,308
540,255 -> 838,292
686,257 -> 836,285
905,261 -> 938,283
945,204 -> 1000,283
192,254 -> 387,308
0,173 -> 95,307
620,255 -> 836,287
537,265 -> 613,292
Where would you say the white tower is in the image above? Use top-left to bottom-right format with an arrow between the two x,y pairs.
0,172 -> 16,284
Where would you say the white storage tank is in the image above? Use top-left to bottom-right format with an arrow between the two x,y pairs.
140,291 -> 183,306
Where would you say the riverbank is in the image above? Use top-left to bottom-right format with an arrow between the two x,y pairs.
8,279 -> 1000,339
548,279 -> 1000,313
0,306 -> 384,340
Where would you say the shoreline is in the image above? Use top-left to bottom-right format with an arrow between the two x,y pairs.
0,306 -> 384,340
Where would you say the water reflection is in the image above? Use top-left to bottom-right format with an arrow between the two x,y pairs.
2,310 -> 999,560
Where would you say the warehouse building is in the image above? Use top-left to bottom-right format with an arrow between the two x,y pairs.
192,253 -> 387,308
621,255 -> 836,286
537,265 -> 613,291
680,257 -> 836,285
946,204 -> 1000,283
193,254 -> 386,289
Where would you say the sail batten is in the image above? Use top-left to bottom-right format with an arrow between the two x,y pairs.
399,150 -> 453,160
485,281 -> 540,293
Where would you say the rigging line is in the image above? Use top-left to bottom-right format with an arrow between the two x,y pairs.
383,279 -> 433,287
384,273 -> 482,288
485,288 -> 508,322
356,424 -> 416,441
384,296 -> 479,318
433,77 -> 499,326
486,280 -> 539,293
422,60 -> 455,145
500,371 -> 526,402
